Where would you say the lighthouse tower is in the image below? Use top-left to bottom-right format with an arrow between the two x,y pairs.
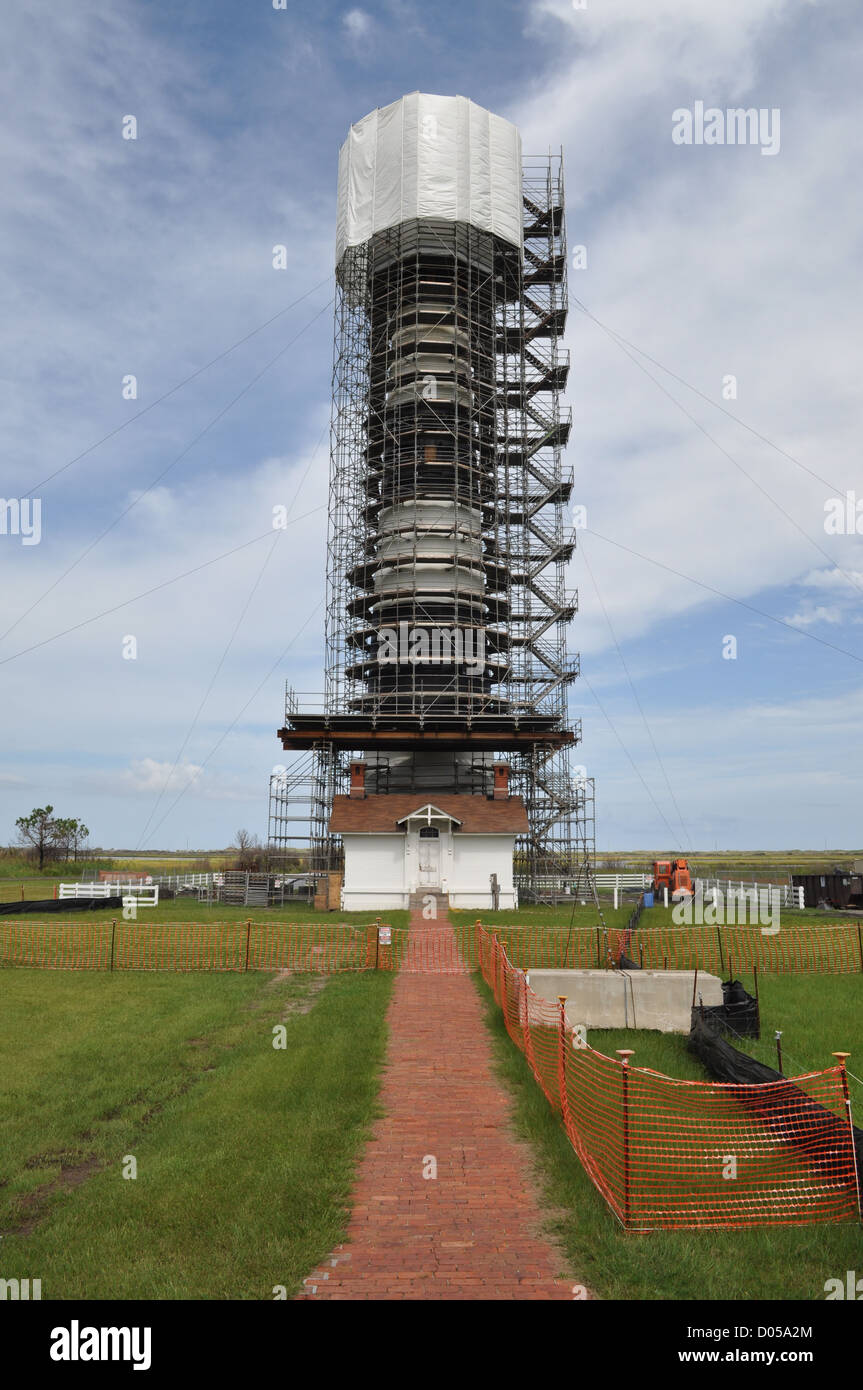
271,94 -> 593,909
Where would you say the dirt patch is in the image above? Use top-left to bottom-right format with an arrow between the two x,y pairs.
263,969 -> 294,988
6,1155 -> 102,1237
279,975 -> 328,1020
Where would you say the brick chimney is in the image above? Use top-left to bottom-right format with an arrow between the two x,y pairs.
349,760 -> 366,799
492,762 -> 509,800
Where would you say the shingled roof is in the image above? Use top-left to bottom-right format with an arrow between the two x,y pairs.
328,793 -> 529,834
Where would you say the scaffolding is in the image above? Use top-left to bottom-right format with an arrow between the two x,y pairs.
270,154 -> 595,900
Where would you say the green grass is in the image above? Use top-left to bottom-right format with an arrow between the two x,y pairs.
731,973 -> 863,1100
474,973 -> 863,1300
0,895 -> 411,928
452,902 -> 849,931
0,968 -> 393,1298
582,973 -> 863,1099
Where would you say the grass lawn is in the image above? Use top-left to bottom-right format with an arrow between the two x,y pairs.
474,971 -> 863,1300
0,968 -> 393,1298
0,897 -> 410,928
452,902 -> 848,931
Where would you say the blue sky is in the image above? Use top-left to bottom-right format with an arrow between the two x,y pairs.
1,0 -> 861,852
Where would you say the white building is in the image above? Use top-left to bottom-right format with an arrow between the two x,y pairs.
329,790 -> 528,911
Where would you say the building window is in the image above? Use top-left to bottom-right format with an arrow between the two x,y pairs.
418,827 -> 440,838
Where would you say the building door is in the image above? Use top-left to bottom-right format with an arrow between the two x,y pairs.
417,828 -> 440,888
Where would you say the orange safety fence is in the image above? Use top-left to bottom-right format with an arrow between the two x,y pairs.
475,922 -> 863,974
0,920 -> 386,973
0,919 -> 479,975
477,925 -> 861,1231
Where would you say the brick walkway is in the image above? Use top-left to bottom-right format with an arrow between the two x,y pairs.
299,898 -> 579,1300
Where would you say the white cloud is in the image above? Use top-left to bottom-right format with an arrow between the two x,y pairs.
343,9 -> 373,43
507,0 -> 863,657
784,604 -> 843,627
798,566 -> 863,591
124,759 -> 204,795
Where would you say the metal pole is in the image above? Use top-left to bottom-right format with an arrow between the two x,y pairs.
617,1049 -> 634,1228
521,969 -> 531,1055
717,927 -> 725,975
775,1031 -> 783,1074
691,967 -> 699,1010
375,917 -> 380,971
244,919 -> 252,972
110,919 -> 116,973
833,1052 -> 862,1222
857,923 -> 863,972
557,996 -> 568,1123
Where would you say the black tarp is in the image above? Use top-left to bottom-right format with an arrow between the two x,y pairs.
695,977 -> 760,1039
0,895 -> 124,914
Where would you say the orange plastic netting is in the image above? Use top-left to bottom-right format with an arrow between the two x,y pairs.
0,919 -> 479,974
478,925 -> 860,1231
3,918 -> 860,978
475,922 -> 863,974
0,920 -> 375,972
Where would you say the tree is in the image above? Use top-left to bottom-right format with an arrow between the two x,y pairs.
232,829 -> 262,872
53,817 -> 90,863
15,807 -> 91,869
15,806 -> 56,870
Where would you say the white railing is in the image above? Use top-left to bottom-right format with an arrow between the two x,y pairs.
60,883 -> 159,905
150,872 -> 220,890
694,879 -> 804,910
594,873 -> 653,891
123,886 -> 159,908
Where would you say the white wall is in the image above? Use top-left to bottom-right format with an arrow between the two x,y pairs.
341,829 -> 518,911
342,834 -> 406,910
449,834 -> 517,909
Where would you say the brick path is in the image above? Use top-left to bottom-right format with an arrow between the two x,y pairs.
299,898 -> 579,1300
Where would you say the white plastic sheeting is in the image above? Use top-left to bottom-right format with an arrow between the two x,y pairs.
335,93 -> 523,267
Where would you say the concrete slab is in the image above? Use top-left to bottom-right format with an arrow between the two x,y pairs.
524,968 -> 723,1035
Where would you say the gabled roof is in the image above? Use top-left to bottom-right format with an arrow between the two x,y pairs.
328,792 -> 529,834
396,803 -> 462,827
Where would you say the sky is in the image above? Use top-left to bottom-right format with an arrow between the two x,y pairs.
1,0 -> 861,852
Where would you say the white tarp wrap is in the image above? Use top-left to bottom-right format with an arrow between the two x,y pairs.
336,93 -> 523,267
